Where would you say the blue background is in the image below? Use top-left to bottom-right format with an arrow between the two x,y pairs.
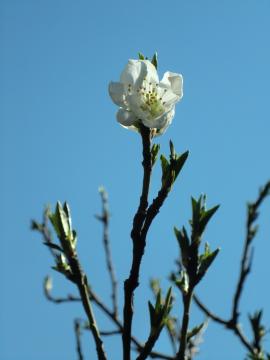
1,0 -> 270,359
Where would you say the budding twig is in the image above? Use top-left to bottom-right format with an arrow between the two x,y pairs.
74,319 -> 84,360
97,187 -> 118,318
193,181 -> 270,357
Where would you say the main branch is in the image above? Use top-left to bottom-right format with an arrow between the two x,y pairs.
123,124 -> 152,360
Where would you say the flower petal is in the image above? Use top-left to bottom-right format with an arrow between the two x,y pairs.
142,107 -> 175,130
160,72 -> 183,99
143,60 -> 159,84
116,108 -> 137,127
108,82 -> 126,107
120,60 -> 145,87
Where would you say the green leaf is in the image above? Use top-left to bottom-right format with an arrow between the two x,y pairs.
148,301 -> 156,327
49,202 -> 71,240
197,247 -> 220,282
151,143 -> 160,166
160,154 -> 170,185
164,287 -> 173,316
151,52 -> 158,69
191,196 -> 201,232
150,278 -> 161,296
169,140 -> 176,160
56,202 -> 70,238
199,204 -> 220,234
174,226 -> 190,267
138,52 -> 145,60
174,151 -> 189,179
43,242 -> 63,252
187,322 -> 205,341
155,289 -> 162,312
63,202 -> 72,231
31,220 -> 43,231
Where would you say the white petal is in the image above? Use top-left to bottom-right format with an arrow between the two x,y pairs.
143,60 -> 159,84
160,72 -> 183,99
142,107 -> 175,130
108,82 -> 126,107
120,60 -> 146,86
116,109 -> 137,127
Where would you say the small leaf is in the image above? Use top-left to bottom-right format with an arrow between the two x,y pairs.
31,220 -> 43,231
197,247 -> 220,282
164,287 -> 173,316
169,140 -> 176,159
199,204 -> 220,234
160,154 -> 170,185
151,52 -> 158,69
56,202 -> 70,238
63,202 -> 72,231
44,276 -> 53,293
138,52 -> 145,60
187,322 -> 205,341
155,289 -> 162,312
174,226 -> 190,267
43,242 -> 63,252
174,151 -> 189,179
151,143 -> 160,166
150,278 -> 161,296
148,301 -> 156,327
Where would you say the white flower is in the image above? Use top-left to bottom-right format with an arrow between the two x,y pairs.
109,59 -> 183,135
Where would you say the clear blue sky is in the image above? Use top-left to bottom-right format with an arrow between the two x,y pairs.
1,0 -> 270,359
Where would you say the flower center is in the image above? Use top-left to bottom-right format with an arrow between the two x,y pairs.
128,80 -> 167,120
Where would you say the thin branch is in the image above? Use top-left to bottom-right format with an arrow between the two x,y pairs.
232,181 -> 270,323
100,330 -> 121,336
123,124 -> 153,360
97,187 -> 118,317
193,179 -> 270,357
176,288 -> 194,360
193,293 -> 254,353
67,252 -> 107,360
74,319 -> 84,360
193,294 -> 227,326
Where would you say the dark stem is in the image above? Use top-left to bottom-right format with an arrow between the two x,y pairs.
136,327 -> 164,360
68,254 -> 107,360
74,319 -> 84,360
193,294 -> 227,326
123,124 -> 152,360
98,188 -> 118,317
177,288 -> 194,360
231,181 -> 270,323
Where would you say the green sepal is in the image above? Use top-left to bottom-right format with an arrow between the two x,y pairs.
151,52 -> 158,69
138,52 -> 145,60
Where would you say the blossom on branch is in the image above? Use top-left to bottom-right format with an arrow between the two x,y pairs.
109,58 -> 183,135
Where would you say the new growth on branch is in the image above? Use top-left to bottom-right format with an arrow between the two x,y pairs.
32,53 -> 270,360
